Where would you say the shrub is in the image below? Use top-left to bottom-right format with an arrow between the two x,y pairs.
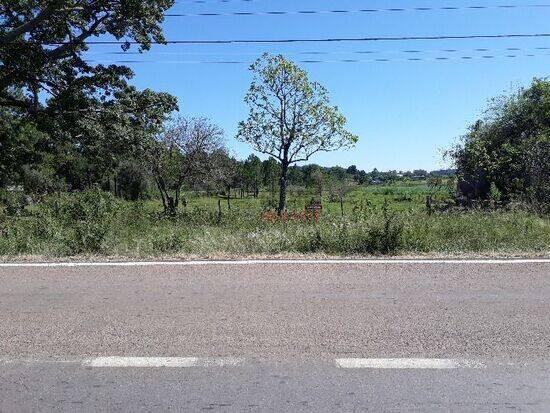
116,161 -> 149,201
348,201 -> 404,254
47,189 -> 121,253
22,164 -> 66,197
0,188 -> 28,216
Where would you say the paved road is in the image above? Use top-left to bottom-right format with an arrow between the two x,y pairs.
1,260 -> 549,411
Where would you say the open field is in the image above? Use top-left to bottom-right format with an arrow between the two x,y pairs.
1,181 -> 548,259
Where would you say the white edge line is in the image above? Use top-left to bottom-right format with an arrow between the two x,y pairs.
81,357 -> 244,368
335,358 -> 486,369
1,259 -> 549,267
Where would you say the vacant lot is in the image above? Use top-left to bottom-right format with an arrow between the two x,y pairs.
0,181 -> 549,259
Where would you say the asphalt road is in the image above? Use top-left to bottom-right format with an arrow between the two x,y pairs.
1,260 -> 549,411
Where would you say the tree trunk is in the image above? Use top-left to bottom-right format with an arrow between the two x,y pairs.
278,162 -> 289,214
166,196 -> 177,216
155,176 -> 177,216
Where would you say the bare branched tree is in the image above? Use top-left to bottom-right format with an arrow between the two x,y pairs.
150,116 -> 226,215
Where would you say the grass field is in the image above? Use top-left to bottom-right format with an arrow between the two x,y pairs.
0,181 -> 549,259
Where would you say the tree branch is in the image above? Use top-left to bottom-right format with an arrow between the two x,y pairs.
47,13 -> 110,60
0,1 -> 64,44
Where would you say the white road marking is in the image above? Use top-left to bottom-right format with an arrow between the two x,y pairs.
0,258 -> 549,267
81,357 -> 243,368
335,358 -> 485,369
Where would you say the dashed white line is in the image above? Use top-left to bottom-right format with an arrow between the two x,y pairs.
0,259 -> 549,267
0,356 -> 493,369
81,357 -> 244,368
335,358 -> 486,369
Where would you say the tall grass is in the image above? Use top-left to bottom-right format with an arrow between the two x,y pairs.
0,188 -> 548,258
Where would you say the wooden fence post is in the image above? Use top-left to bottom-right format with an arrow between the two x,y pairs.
426,195 -> 433,215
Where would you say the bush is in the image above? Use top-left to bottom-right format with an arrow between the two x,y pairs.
22,164 -> 66,197
47,189 -> 121,253
116,161 -> 149,201
0,188 -> 28,216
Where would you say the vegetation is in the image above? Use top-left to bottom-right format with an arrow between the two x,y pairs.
0,182 -> 548,258
1,3 -> 548,259
237,54 -> 358,213
451,78 -> 550,214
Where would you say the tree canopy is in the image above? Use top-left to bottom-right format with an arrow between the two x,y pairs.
0,1 -> 178,189
451,78 -> 550,212
1,0 -> 174,114
237,53 -> 358,212
149,116 -> 227,215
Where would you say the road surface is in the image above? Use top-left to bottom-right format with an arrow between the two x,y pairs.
1,260 -> 549,411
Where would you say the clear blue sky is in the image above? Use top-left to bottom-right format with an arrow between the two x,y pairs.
87,0 -> 550,171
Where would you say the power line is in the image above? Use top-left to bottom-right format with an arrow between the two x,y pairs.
60,33 -> 550,46
85,52 -> 550,65
166,4 -> 550,17
175,0 -> 261,3
84,46 -> 550,56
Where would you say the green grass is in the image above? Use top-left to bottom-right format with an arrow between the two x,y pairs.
0,183 -> 548,259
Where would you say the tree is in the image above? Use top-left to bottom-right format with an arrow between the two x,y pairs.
450,78 -> 550,212
149,117 -> 226,215
1,0 -> 174,114
242,154 -> 262,197
1,1 -> 178,190
0,106 -> 45,186
237,54 -> 358,213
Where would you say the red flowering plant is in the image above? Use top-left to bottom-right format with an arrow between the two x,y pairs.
260,210 -> 320,223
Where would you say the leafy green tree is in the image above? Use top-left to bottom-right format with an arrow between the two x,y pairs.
242,154 -> 262,197
1,0 -> 174,114
1,1 -> 177,190
451,78 -> 550,212
0,106 -> 45,186
46,86 -> 177,189
237,54 -> 358,213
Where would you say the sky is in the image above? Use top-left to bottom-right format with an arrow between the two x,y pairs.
86,0 -> 550,172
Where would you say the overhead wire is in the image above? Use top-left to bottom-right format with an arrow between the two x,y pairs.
84,51 -> 550,65
83,46 -> 550,56
166,4 -> 550,17
36,33 -> 550,46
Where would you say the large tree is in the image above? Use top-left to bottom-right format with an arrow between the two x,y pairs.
1,0 -> 174,113
0,1 -> 177,188
237,54 -> 358,213
149,116 -> 226,215
451,78 -> 550,212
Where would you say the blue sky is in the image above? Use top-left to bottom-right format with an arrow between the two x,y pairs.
88,0 -> 549,171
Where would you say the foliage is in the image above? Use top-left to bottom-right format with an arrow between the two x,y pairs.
0,185 -> 548,258
1,1 -> 178,190
149,116 -> 227,215
0,187 -> 27,215
46,189 -> 121,253
451,78 -> 550,212
237,53 -> 358,213
1,0 -> 174,114
0,107 -> 46,186
116,160 -> 148,201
